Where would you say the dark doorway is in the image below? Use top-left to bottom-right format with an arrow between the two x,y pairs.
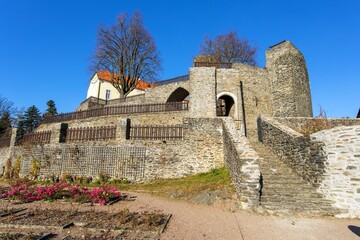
217,95 -> 235,117
166,87 -> 190,102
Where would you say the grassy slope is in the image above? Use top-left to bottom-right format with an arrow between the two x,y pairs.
111,167 -> 235,200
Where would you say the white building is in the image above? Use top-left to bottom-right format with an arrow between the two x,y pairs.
86,71 -> 154,101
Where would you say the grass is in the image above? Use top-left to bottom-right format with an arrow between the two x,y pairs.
109,167 -> 235,200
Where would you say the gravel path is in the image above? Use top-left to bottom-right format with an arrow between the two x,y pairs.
1,191 -> 359,240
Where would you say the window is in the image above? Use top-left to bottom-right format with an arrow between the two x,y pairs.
105,89 -> 111,100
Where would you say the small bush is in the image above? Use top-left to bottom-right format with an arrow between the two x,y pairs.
12,155 -> 22,179
30,158 -> 41,180
98,172 -> 110,184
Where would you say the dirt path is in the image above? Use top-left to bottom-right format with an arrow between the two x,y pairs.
120,192 -> 360,240
1,191 -> 359,240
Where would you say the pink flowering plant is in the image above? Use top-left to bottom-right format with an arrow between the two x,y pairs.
2,179 -> 121,205
88,185 -> 121,205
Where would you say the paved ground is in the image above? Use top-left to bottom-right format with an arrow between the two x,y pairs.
121,192 -> 360,240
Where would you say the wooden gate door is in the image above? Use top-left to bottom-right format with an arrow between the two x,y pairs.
216,99 -> 226,116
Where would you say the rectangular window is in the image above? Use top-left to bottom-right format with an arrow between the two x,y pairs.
105,89 -> 111,100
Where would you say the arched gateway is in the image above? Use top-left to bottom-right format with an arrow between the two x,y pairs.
216,92 -> 237,119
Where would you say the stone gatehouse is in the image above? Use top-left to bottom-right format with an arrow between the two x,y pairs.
78,40 -> 312,139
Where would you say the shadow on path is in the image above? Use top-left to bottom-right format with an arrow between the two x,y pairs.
348,225 -> 360,237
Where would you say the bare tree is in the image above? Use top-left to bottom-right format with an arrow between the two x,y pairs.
0,95 -> 17,129
199,31 -> 258,66
91,11 -> 161,97
0,95 -> 14,117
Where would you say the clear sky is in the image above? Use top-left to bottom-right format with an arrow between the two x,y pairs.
0,0 -> 359,117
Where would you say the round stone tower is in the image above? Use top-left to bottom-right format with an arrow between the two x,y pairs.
266,41 -> 313,117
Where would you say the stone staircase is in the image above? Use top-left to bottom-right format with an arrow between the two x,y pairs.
250,141 -> 340,217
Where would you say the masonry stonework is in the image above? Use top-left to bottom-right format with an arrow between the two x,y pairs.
266,41 -> 313,118
189,67 -> 217,118
222,117 -> 261,209
312,126 -> 360,218
259,117 -> 360,218
145,80 -> 190,103
2,118 -> 225,182
258,117 -> 326,186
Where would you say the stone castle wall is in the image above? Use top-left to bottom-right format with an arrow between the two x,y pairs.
189,67 -> 217,117
222,117 -> 261,209
137,118 -> 224,179
1,118 -> 224,182
259,117 -> 360,218
258,117 -> 326,186
229,64 -> 273,138
312,126 -> 360,218
273,117 -> 360,134
266,41 -> 313,117
75,41 -> 312,141
145,80 -> 190,103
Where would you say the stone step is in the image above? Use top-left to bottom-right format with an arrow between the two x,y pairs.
260,168 -> 294,173
263,179 -> 314,187
262,207 -> 340,217
261,193 -> 332,204
261,187 -> 323,197
249,140 -> 339,217
261,177 -> 309,186
261,192 -> 324,199
261,177 -> 306,184
262,203 -> 338,212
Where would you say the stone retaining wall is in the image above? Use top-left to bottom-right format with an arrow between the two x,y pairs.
136,118 -> 224,179
1,118 -> 224,182
222,117 -> 261,209
274,117 -> 360,135
259,116 -> 360,218
311,126 -> 360,218
258,117 -> 326,186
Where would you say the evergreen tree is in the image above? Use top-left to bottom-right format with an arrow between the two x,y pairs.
0,111 -> 11,137
44,100 -> 58,117
23,105 -> 42,133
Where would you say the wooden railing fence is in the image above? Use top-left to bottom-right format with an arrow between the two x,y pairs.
44,102 -> 188,124
66,125 -> 116,142
130,125 -> 183,140
21,131 -> 51,145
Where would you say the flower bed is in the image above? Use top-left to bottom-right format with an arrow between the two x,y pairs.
2,179 -> 121,205
0,207 -> 169,239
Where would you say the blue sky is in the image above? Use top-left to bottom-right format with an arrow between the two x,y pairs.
0,0 -> 359,117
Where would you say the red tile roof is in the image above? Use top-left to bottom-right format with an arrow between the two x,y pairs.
96,71 -> 155,91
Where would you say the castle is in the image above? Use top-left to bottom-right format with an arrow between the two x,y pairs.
0,41 -> 359,218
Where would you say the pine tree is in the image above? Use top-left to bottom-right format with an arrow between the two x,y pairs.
44,100 -> 58,117
24,105 -> 42,133
0,111 -> 11,137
